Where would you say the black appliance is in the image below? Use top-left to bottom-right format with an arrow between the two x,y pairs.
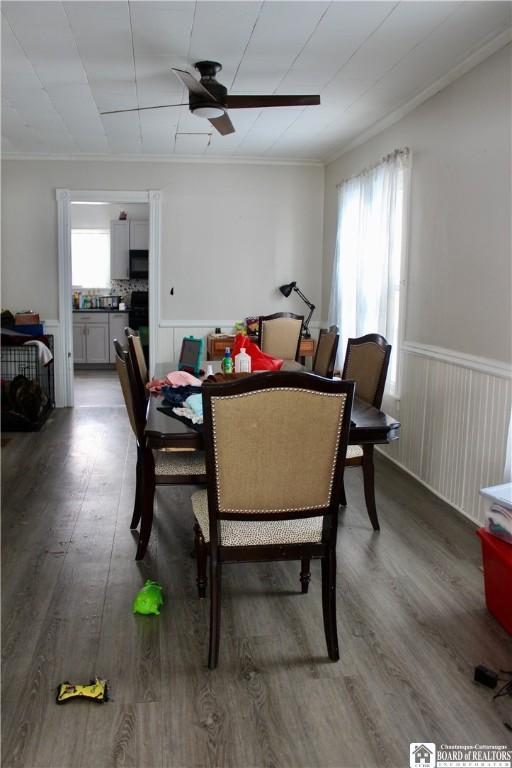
129,250 -> 149,279
129,291 -> 149,364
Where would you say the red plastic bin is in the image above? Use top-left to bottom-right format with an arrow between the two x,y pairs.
476,528 -> 512,635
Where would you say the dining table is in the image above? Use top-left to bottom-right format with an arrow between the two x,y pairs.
145,360 -> 400,448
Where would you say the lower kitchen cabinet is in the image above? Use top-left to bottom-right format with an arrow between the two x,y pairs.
73,312 -> 128,366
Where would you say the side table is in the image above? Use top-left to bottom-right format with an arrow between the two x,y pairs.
206,334 -> 316,365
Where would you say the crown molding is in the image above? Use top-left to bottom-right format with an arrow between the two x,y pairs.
324,27 -> 512,165
1,151 -> 323,168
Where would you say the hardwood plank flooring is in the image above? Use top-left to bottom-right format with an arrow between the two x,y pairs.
2,389 -> 511,767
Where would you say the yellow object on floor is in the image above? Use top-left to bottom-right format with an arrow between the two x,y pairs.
56,678 -> 108,704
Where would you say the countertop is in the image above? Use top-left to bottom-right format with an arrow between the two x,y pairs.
73,308 -> 129,313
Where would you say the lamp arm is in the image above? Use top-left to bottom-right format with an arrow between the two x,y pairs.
293,286 -> 315,311
293,286 -> 315,336
303,305 -> 315,336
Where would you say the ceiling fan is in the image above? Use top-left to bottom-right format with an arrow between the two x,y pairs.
100,60 -> 320,136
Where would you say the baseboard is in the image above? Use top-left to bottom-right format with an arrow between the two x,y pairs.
375,446 -> 480,528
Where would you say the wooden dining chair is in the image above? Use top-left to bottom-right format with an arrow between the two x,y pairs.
113,340 -> 207,560
341,333 -> 392,531
312,326 -> 339,378
125,326 -> 148,401
257,312 -> 303,361
191,370 -> 355,668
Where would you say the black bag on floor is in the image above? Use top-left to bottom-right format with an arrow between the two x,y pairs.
2,375 -> 48,423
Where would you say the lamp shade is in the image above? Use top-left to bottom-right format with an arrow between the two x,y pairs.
278,280 -> 315,338
279,281 -> 296,298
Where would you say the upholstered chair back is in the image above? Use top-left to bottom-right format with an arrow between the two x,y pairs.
342,334 -> 391,408
313,327 -> 339,378
258,313 -> 303,360
114,340 -> 145,442
125,328 -> 148,400
202,372 -> 354,522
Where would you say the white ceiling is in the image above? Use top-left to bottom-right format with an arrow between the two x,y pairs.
2,1 -> 510,162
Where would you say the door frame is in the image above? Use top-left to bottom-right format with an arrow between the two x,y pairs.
56,189 -> 161,407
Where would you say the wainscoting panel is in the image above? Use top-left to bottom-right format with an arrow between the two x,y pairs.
383,345 -> 512,525
156,325 -> 230,367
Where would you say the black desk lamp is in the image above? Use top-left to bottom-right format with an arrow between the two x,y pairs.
279,281 -> 315,338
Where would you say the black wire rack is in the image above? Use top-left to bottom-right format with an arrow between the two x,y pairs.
1,334 -> 55,431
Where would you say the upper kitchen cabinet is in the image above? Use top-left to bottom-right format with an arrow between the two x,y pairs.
110,220 -> 149,279
129,220 -> 149,251
110,220 -> 129,279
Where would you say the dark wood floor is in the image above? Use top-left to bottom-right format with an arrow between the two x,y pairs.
2,381 -> 511,767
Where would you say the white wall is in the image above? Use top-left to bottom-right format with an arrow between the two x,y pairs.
323,44 -> 511,365
323,44 -> 512,523
1,159 -> 323,331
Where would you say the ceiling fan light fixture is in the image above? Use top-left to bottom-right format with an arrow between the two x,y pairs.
191,104 -> 225,119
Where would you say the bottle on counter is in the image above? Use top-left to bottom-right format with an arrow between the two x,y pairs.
235,346 -> 251,373
221,347 -> 233,374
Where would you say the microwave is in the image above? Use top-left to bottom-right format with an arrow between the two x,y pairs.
129,250 -> 148,279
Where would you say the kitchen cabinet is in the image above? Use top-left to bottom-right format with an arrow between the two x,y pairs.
73,312 -> 110,364
129,220 -> 149,250
73,312 -> 129,365
110,220 -> 129,279
108,313 -> 129,363
72,321 -> 87,363
110,219 -> 148,279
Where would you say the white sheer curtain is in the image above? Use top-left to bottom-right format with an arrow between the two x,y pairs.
328,148 -> 410,396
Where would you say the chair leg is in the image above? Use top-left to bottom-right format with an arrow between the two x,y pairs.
130,443 -> 143,530
339,479 -> 347,507
194,523 -> 208,598
135,447 -> 155,560
321,548 -> 339,661
300,557 -> 311,594
208,557 -> 222,669
362,445 -> 380,531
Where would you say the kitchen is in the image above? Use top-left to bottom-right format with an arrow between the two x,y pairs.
71,201 -> 149,404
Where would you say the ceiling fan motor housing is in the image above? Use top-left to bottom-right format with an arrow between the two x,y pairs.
192,61 -> 227,108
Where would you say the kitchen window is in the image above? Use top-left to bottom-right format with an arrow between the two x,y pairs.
71,229 -> 110,288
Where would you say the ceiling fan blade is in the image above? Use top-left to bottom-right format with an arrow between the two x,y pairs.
225,94 -> 320,109
100,103 -> 188,115
208,112 -> 235,136
171,68 -> 219,102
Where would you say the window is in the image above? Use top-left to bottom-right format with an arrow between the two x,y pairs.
71,229 -> 110,288
328,148 -> 410,397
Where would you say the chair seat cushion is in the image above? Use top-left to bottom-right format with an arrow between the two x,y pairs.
346,445 -> 363,460
154,449 -> 206,476
191,489 -> 323,546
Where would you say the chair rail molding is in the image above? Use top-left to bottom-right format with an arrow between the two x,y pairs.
402,341 -> 512,380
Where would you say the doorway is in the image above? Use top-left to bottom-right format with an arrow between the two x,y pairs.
56,190 -> 161,407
